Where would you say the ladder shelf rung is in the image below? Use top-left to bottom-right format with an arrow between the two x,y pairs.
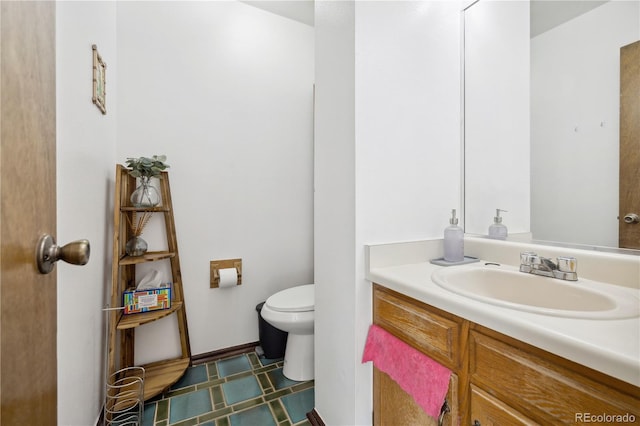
139,357 -> 191,401
119,251 -> 176,265
116,302 -> 184,330
121,206 -> 171,213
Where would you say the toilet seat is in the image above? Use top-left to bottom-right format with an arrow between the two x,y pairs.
265,284 -> 314,312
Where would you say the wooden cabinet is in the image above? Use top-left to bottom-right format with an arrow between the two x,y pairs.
374,367 -> 458,426
372,284 -> 640,426
372,286 -> 463,426
470,328 -> 640,424
373,287 -> 465,369
470,385 -> 535,425
107,165 -> 191,402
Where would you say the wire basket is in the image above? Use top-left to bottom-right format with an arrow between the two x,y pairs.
104,366 -> 145,426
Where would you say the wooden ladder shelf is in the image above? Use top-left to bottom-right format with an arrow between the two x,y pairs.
107,164 -> 191,401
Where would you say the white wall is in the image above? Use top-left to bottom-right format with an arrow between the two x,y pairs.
356,1 -> 464,242
116,1 -> 314,360
56,2 -> 118,425
56,2 -> 312,424
464,0 -> 530,236
314,1 -> 462,423
531,1 -> 639,246
56,1 -> 466,424
314,0 -> 357,422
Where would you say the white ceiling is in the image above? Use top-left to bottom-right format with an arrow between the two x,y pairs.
240,1 -> 610,37
531,1 -> 609,37
240,0 -> 314,26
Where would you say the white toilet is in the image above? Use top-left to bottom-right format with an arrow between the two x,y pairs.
260,284 -> 314,381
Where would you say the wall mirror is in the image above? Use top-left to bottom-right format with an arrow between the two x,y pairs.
463,0 -> 639,252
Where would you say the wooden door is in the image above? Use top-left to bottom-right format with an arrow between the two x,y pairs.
1,2 -> 58,424
619,40 -> 640,249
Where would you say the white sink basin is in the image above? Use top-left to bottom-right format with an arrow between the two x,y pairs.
431,263 -> 640,319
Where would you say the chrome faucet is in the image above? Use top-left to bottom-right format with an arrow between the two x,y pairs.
519,252 -> 578,281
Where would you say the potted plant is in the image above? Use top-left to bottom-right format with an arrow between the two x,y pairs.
125,155 -> 170,207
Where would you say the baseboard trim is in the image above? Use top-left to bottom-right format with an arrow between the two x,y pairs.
307,408 -> 325,426
191,341 -> 260,365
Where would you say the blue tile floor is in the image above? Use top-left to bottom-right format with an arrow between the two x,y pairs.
142,351 -> 314,426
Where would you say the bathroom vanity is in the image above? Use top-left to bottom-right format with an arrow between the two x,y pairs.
367,238 -> 640,425
373,284 -> 639,425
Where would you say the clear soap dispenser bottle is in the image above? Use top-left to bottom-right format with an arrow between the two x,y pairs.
444,209 -> 464,262
488,208 -> 508,240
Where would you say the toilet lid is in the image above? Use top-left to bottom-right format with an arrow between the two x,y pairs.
265,284 -> 314,312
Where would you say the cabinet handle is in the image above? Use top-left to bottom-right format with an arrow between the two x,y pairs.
438,399 -> 450,426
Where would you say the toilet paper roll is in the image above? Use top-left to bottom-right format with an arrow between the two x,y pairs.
218,267 -> 238,288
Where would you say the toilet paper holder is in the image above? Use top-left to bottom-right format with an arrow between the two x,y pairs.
210,258 -> 242,288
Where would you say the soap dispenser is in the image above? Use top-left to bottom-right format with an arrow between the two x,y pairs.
444,209 -> 464,262
488,209 -> 508,240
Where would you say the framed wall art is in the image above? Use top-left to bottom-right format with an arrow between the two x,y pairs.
92,44 -> 106,114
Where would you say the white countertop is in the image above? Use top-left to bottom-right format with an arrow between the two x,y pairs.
365,238 -> 640,387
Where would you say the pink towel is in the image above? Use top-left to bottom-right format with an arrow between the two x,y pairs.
362,324 -> 451,419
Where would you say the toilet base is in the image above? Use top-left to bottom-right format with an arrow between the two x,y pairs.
282,333 -> 314,381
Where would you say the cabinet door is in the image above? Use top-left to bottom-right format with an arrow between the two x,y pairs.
470,330 -> 640,422
373,367 -> 458,426
373,285 -> 462,369
470,385 -> 538,426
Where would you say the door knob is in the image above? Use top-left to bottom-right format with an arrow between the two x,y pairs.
623,213 -> 639,224
36,234 -> 90,274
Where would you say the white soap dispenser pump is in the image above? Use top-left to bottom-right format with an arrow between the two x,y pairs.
488,208 -> 508,240
444,209 -> 464,262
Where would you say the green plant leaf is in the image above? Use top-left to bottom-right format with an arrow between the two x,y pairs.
125,155 -> 170,178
